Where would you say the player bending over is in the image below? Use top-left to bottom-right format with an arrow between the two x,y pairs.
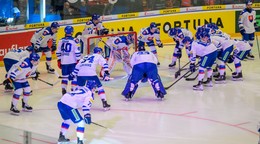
57,81 -> 95,144
122,46 -> 166,100
69,47 -> 111,111
3,53 -> 40,115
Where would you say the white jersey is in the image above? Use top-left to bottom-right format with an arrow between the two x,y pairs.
138,27 -> 161,44
189,41 -> 217,63
233,40 -> 251,52
238,8 -> 256,34
211,34 -> 233,51
4,49 -> 30,61
60,87 -> 94,115
130,51 -> 158,66
30,27 -> 57,48
56,36 -> 81,65
9,58 -> 37,82
82,20 -> 104,35
73,53 -> 108,76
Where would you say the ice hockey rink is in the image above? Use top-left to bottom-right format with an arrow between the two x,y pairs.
0,42 -> 260,144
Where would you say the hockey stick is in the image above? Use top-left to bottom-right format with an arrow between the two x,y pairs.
185,72 -> 199,81
256,34 -> 260,59
175,58 -> 181,78
37,78 -> 56,86
174,61 -> 190,79
225,63 -> 233,72
92,122 -> 114,133
165,70 -> 192,90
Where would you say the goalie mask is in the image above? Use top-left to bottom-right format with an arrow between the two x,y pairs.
126,34 -> 134,45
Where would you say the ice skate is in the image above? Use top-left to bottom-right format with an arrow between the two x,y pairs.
58,132 -> 70,142
125,91 -> 133,101
193,81 -> 203,91
156,91 -> 164,100
62,88 -> 67,95
102,99 -> 110,111
10,103 -> 20,115
232,72 -> 243,81
46,62 -> 55,74
202,77 -> 213,87
77,137 -> 84,144
168,61 -> 176,68
22,99 -> 33,112
246,53 -> 254,60
157,62 -> 160,66
215,75 -> 226,84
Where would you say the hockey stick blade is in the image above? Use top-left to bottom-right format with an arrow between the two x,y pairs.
38,78 -> 54,86
185,73 -> 199,81
165,70 -> 192,90
92,122 -> 114,133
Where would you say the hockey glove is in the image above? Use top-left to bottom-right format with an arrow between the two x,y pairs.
68,74 -> 75,81
239,27 -> 245,35
57,59 -> 61,69
103,71 -> 110,81
34,45 -> 40,52
227,55 -> 235,64
51,45 -> 57,52
31,72 -> 39,80
157,42 -> 163,48
3,78 -> 13,85
84,113 -> 91,124
176,48 -> 182,59
189,63 -> 196,73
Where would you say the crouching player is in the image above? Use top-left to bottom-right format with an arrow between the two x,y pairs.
69,47 -> 111,111
183,33 -> 218,91
57,81 -> 95,144
227,39 -> 252,81
3,46 -> 34,91
121,46 -> 166,100
3,53 -> 40,115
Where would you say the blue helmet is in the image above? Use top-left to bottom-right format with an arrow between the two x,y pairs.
51,22 -> 60,28
182,36 -> 192,44
168,28 -> 178,36
29,53 -> 40,61
150,22 -> 157,29
92,14 -> 100,20
64,26 -> 74,34
93,47 -> 103,53
86,80 -> 96,90
246,0 -> 252,5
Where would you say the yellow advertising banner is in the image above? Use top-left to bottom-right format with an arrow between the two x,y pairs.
25,22 -> 49,29
202,5 -> 226,10
57,10 -> 235,44
159,8 -> 180,14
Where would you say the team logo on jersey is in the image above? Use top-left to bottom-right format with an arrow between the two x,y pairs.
147,37 -> 153,41
248,15 -> 253,22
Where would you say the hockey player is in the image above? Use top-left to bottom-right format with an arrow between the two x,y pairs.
104,34 -> 134,76
238,0 -> 258,59
56,26 -> 81,95
137,22 -> 163,65
82,14 -> 109,53
3,46 -> 34,91
168,27 -> 193,67
69,47 -> 111,111
57,81 -> 95,144
30,21 -> 60,73
183,33 -> 218,91
227,39 -> 252,81
121,45 -> 166,100
2,53 -> 40,115
210,32 -> 234,83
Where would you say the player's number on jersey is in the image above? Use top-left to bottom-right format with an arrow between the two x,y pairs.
81,55 -> 94,63
61,42 -> 72,52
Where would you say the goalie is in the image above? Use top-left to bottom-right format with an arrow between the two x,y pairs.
101,34 -> 134,77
